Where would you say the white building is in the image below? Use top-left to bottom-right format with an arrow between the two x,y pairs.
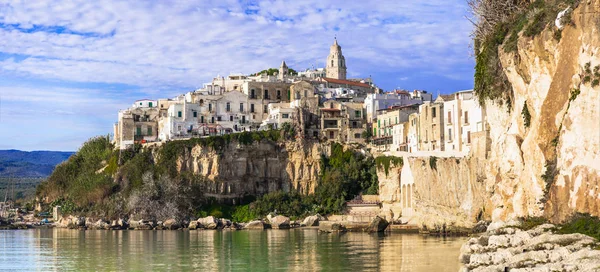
364,90 -> 430,123
391,123 -> 406,152
438,90 -> 483,153
260,102 -> 295,130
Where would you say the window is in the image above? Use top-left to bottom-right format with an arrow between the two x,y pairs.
250,89 -> 256,99
193,111 -> 197,118
147,126 -> 152,135
277,90 -> 281,99
355,110 -> 361,118
211,117 -> 215,123
230,116 -> 233,121
282,113 -> 289,118
464,111 -> 469,124
139,102 -> 142,105
178,125 -> 182,131
136,126 -> 142,136
226,102 -> 231,112
209,104 -> 212,112
250,104 -> 255,113
264,89 -> 269,99
352,121 -> 357,128
201,116 -> 204,123
448,111 -> 452,123
264,105 -> 268,113
217,116 -> 222,121
199,99 -> 204,105
432,108 -> 436,118
149,102 -> 153,107
177,111 -> 182,118
355,133 -> 361,139
448,128 -> 452,141
395,117 -> 398,124
330,103 -> 334,109
331,60 -> 333,66
240,103 -> 244,112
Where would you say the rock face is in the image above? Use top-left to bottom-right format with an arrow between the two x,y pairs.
485,1 -> 600,223
168,140 -> 323,200
460,224 -> 600,271
365,216 -> 389,233
269,215 -> 290,229
377,157 -> 488,231
377,1 -> 600,228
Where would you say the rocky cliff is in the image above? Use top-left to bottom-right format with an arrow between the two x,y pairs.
485,0 -> 600,223
167,139 -> 323,201
378,156 -> 488,231
378,1 -> 600,229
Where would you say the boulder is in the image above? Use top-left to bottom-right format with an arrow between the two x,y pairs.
118,218 -> 128,229
188,220 -> 199,230
301,215 -> 320,227
319,221 -> 346,233
269,215 -> 290,229
220,219 -> 232,228
94,219 -> 109,230
163,219 -> 181,230
232,222 -> 244,230
365,216 -> 389,233
155,221 -> 165,230
244,220 -> 266,230
198,216 -> 219,229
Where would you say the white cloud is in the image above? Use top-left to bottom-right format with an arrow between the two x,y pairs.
0,0 -> 475,150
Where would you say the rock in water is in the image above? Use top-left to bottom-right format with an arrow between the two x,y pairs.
188,220 -> 199,230
269,215 -> 290,229
301,215 -> 320,227
366,216 -> 389,233
244,220 -> 266,230
163,219 -> 181,230
318,221 -> 346,233
198,216 -> 219,229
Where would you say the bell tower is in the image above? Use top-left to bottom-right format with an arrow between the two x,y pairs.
326,38 -> 347,80
278,60 -> 288,80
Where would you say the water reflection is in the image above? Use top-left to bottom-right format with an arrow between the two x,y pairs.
0,229 -> 465,271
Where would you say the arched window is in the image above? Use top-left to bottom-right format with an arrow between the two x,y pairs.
199,99 -> 204,105
331,60 -> 333,66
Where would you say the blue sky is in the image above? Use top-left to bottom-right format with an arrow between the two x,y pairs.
0,0 -> 474,151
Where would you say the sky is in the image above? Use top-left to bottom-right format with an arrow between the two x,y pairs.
0,0 -> 475,151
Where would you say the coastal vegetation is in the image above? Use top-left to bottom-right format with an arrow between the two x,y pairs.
35,132 -> 378,222
518,214 -> 600,240
470,0 -> 580,106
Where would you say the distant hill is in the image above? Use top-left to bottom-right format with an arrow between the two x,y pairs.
0,150 -> 74,178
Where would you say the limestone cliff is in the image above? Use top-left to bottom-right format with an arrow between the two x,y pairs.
166,139 -> 323,200
377,1 -> 600,228
486,0 -> 600,223
378,156 -> 488,230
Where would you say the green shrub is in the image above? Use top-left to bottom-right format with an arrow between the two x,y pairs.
522,101 -> 531,128
375,156 -> 403,176
541,159 -> 558,198
558,213 -> 600,240
518,216 -> 549,230
593,79 -> 600,87
569,88 -> 580,102
429,156 -> 438,171
553,29 -> 562,41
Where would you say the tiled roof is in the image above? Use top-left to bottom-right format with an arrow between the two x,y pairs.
322,77 -> 371,88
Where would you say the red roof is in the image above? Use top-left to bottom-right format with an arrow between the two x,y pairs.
321,77 -> 371,88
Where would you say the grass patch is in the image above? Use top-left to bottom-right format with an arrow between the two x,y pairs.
517,216 -> 549,230
558,213 -> 600,240
541,158 -> 558,200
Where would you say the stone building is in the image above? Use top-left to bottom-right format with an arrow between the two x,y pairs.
326,38 -> 347,80
372,104 -> 419,148
114,99 -> 159,149
417,101 -> 445,151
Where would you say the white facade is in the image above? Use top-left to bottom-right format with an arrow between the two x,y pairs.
260,103 -> 294,130
364,92 -> 426,122
132,99 -> 157,108
441,90 -> 483,153
298,68 -> 326,79
391,123 -> 405,152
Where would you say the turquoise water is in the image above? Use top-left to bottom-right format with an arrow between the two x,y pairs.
0,229 -> 465,271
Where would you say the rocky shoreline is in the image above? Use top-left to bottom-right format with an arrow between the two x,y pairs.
4,214 -> 392,233
460,224 -> 600,271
